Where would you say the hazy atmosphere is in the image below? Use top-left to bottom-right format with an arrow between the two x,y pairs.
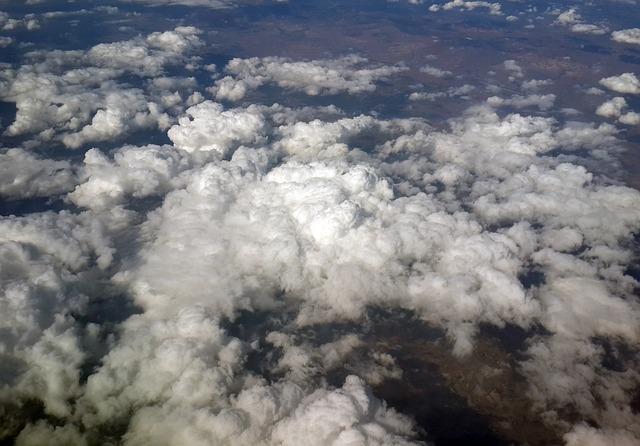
1,1 -> 640,445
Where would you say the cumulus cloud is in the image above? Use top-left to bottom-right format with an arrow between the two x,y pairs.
2,95 -> 640,445
599,72 -> 640,94
0,148 -> 75,198
419,65 -> 452,78
0,27 -> 202,148
594,97 -> 640,126
486,93 -> 556,111
0,11 -> 39,32
555,9 -> 609,34
618,111 -> 640,125
408,84 -> 475,101
555,9 -> 581,25
429,0 -> 502,15
211,55 -> 406,101
595,96 -> 627,117
521,79 -> 553,91
611,27 -> 640,45
3,4 -> 640,445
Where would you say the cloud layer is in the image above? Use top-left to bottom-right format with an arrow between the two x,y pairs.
1,2 -> 640,446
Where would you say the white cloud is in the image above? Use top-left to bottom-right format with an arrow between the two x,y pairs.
571,23 -> 608,34
521,79 -> 553,90
1,97 -> 639,445
0,27 -> 203,147
211,55 -> 406,101
595,96 -> 627,117
487,93 -> 556,111
564,424 -> 640,446
419,65 -> 452,77
594,97 -> 640,126
167,101 -> 268,157
67,144 -> 189,210
429,0 -> 502,15
1,7 -> 640,441
408,84 -> 474,101
611,28 -> 640,45
0,148 -> 75,198
503,59 -> 524,79
555,9 -> 608,34
618,111 -> 640,125
555,8 -> 580,25
599,72 -> 640,94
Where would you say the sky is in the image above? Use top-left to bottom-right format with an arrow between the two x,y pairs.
0,1 -> 640,445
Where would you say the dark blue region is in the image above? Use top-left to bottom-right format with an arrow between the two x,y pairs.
0,196 -> 72,217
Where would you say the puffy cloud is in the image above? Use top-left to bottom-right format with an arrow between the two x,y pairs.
419,65 -> 452,78
599,72 -> 640,94
502,59 -> 524,80
570,23 -> 609,35
67,144 -> 189,210
555,9 -> 580,25
618,111 -> 640,125
2,6 -> 640,442
595,96 -> 628,117
2,95 -> 640,444
0,11 -> 39,32
429,0 -> 502,15
0,148 -> 75,198
595,97 -> 640,125
269,376 -> 419,446
0,27 -> 203,147
0,209 -> 128,426
611,27 -> 640,45
564,424 -> 640,446
60,89 -> 172,149
521,79 -> 553,91
408,84 -> 474,101
486,93 -> 556,111
211,55 -> 406,101
167,101 -> 268,157
555,9 -> 608,34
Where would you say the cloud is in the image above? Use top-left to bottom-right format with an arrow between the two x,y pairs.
211,55 -> 406,101
0,148 -> 75,199
618,111 -> 640,125
486,93 -> 556,111
599,72 -> 640,94
595,96 -> 628,118
408,84 -> 475,101
0,27 -> 203,147
570,23 -> 609,35
521,79 -> 553,91
67,144 -> 189,210
428,0 -> 502,15
167,101 -> 268,157
555,9 -> 608,34
564,424 -> 640,446
555,9 -> 580,25
0,11 -> 40,31
2,96 -> 640,444
2,4 -> 640,443
419,65 -> 452,78
611,28 -> 640,45
116,0 -> 235,7
595,97 -> 640,125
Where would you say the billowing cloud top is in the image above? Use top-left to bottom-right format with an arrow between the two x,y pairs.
1,2 -> 640,446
